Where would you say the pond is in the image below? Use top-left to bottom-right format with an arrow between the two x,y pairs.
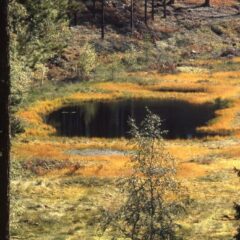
46,99 -> 218,139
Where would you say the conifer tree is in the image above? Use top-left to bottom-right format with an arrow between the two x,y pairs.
101,110 -> 186,240
10,0 -> 69,67
8,0 -> 70,111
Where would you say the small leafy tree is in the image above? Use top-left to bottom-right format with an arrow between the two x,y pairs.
11,58 -> 31,106
77,43 -> 97,80
108,54 -> 123,81
123,45 -> 138,71
8,57 -> 30,135
33,63 -> 48,86
101,109 -> 186,240
143,35 -> 152,64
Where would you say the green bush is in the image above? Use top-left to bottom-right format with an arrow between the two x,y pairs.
11,58 -> 31,106
77,43 -> 97,80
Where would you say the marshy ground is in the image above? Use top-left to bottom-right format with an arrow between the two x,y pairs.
11,56 -> 240,240
11,1 -> 240,239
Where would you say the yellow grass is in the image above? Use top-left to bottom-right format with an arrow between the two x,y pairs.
12,138 -> 220,179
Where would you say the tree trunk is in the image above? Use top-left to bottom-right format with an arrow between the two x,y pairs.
130,0 -> 134,33
151,0 -> 154,20
163,0 -> 167,18
203,0 -> 210,6
0,0 -> 11,239
93,0 -> 96,19
74,11 -> 78,25
144,0 -> 148,25
168,0 -> 175,5
101,0 -> 105,39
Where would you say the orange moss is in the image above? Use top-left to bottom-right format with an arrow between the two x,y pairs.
168,143 -> 210,162
13,142 -> 68,160
220,145 -> 240,159
17,92 -> 119,138
178,162 -> 209,179
14,138 -> 216,179
199,100 -> 240,136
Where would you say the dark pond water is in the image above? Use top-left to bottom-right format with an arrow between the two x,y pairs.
156,87 -> 205,93
46,99 -> 218,139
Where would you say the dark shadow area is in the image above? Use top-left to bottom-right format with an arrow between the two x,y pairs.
46,99 -> 219,139
154,87 -> 205,93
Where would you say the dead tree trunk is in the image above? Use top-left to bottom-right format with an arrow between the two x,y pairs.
151,0 -> 154,20
101,0 -> 105,39
0,0 -> 11,239
93,0 -> 96,18
130,0 -> 134,33
168,0 -> 175,5
203,0 -> 210,7
144,0 -> 148,24
163,0 -> 167,18
73,11 -> 78,25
